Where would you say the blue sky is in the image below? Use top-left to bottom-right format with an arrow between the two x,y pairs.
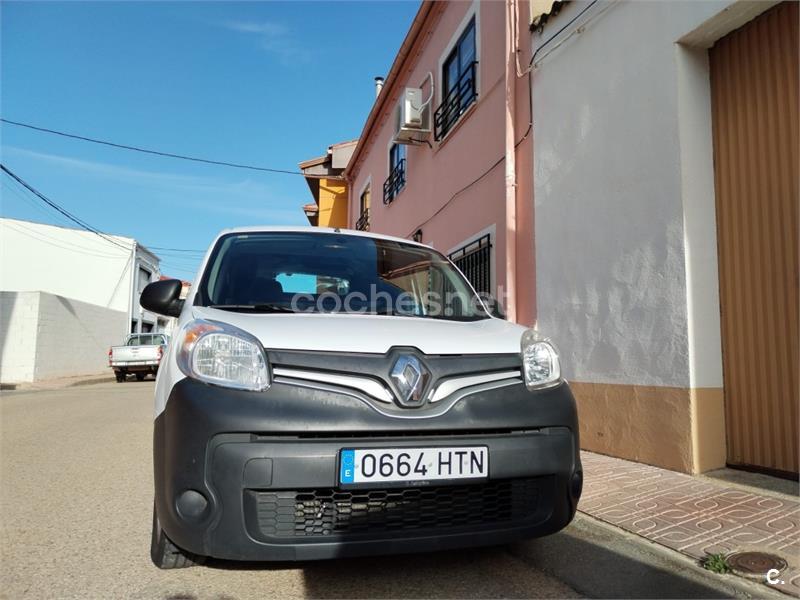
0,1 -> 418,278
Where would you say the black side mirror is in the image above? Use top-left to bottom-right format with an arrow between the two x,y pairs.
140,279 -> 184,318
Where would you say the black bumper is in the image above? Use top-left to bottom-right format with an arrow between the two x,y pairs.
154,377 -> 582,562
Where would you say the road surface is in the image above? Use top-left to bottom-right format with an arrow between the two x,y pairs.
1,381 -> 748,599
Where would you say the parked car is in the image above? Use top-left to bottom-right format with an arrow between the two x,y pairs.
108,333 -> 168,382
142,227 -> 582,569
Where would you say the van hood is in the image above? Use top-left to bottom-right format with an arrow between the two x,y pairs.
191,307 -> 528,355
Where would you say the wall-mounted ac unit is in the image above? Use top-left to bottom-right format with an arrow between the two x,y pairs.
392,88 -> 431,144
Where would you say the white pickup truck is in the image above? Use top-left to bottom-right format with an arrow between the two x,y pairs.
108,333 -> 169,382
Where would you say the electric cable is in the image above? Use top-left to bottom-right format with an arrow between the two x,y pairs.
1,164 -> 132,251
0,118 -> 304,176
406,155 -> 505,238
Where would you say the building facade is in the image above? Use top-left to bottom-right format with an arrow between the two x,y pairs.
530,0 -> 798,475
0,217 -> 167,382
298,0 -> 797,477
343,0 -> 537,324
299,141 -> 357,229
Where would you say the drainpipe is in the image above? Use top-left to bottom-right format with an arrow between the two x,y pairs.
129,240 -> 137,334
504,0 -> 518,322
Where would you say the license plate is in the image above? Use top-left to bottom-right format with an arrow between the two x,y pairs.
339,446 -> 488,486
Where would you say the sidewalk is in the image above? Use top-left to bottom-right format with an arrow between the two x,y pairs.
579,451 -> 800,597
0,372 -> 115,392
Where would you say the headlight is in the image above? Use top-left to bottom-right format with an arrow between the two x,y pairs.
520,329 -> 561,390
177,319 -> 270,391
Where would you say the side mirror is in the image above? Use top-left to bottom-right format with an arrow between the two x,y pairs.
140,279 -> 184,318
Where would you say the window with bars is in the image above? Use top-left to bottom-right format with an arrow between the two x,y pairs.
356,185 -> 370,231
435,17 -> 477,141
448,234 -> 491,296
384,144 -> 406,204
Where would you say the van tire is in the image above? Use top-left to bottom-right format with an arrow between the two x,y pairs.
150,505 -> 204,569
135,372 -> 146,381
115,372 -> 126,383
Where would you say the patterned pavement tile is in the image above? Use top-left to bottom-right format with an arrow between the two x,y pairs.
614,514 -> 679,536
580,451 -> 800,597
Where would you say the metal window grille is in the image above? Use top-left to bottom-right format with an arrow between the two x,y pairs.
383,158 -> 406,204
434,62 -> 478,141
355,208 -> 370,231
448,234 -> 491,295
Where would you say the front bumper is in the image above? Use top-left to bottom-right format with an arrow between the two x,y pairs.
112,361 -> 159,369
154,377 -> 582,561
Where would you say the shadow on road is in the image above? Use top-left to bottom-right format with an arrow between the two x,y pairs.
201,516 -> 734,598
206,545 -> 576,598
509,516 -> 736,599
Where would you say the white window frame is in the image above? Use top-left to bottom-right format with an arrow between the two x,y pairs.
355,176 -> 372,229
385,140 -> 407,202
435,0 -> 481,138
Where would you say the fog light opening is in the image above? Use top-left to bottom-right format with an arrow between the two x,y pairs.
176,489 -> 209,522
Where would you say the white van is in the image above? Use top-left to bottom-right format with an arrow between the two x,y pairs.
142,227 -> 582,568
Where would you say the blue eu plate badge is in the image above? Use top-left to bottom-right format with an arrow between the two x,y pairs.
340,449 -> 355,484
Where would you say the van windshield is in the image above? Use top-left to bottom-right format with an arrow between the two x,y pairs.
195,232 -> 489,321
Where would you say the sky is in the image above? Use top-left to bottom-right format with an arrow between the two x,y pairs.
0,0 -> 419,279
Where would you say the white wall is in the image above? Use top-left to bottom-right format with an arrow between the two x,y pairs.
0,292 -> 40,382
0,218 -> 163,334
0,218 -> 134,313
0,291 -> 127,383
530,0 -> 750,388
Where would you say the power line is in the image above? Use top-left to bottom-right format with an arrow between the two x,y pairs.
146,245 -> 205,253
2,175 -> 206,256
1,118 -> 304,176
2,180 -> 69,224
1,164 -> 132,251
2,220 -> 129,260
406,155 -> 505,238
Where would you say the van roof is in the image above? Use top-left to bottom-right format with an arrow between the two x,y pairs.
217,226 -> 429,248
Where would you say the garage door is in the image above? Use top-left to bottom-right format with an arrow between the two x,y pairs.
710,1 -> 799,476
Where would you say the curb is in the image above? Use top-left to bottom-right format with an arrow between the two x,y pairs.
575,512 -> 793,599
67,376 -> 116,388
1,374 -> 118,393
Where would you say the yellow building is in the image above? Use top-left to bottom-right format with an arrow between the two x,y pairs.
299,140 -> 357,228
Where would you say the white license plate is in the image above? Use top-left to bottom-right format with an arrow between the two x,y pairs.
339,446 -> 488,486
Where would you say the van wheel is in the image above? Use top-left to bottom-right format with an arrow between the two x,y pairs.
150,505 -> 204,569
135,372 -> 146,381
115,372 -> 126,383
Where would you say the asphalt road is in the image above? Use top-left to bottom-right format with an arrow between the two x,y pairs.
1,381 -> 754,599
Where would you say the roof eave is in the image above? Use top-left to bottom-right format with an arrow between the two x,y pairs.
344,1 -> 437,178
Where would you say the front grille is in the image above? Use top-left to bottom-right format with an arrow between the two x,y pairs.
247,478 -> 543,541
252,429 -> 534,440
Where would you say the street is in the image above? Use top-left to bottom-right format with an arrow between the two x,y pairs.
0,382 -> 758,599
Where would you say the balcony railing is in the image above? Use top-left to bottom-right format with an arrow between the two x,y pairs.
383,158 -> 406,204
355,209 -> 370,231
434,62 -> 478,141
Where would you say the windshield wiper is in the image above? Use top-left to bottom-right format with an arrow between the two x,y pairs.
207,303 -> 296,313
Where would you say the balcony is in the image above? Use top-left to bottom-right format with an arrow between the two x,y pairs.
383,158 -> 406,205
434,62 -> 478,141
355,209 -> 370,231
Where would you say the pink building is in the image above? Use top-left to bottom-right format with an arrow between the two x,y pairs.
344,0 -> 535,325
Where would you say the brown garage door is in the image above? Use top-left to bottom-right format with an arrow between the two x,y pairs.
710,1 -> 799,476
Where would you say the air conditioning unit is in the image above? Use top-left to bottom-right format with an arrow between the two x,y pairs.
392,88 -> 431,144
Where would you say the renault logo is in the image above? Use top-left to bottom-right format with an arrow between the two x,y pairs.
390,355 -> 431,407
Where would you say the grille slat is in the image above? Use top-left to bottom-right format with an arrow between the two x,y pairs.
249,478 -> 542,541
